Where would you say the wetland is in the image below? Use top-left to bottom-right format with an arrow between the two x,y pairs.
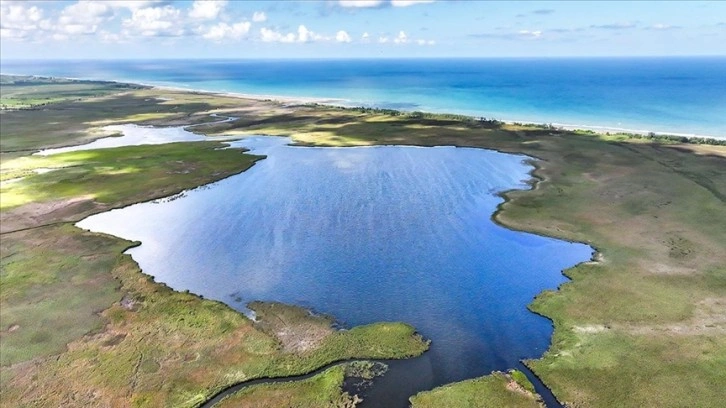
76,128 -> 592,406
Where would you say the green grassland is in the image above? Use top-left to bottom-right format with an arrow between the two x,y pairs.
0,75 -> 142,110
216,364 -> 359,408
1,142 -> 263,210
213,361 -> 387,408
410,370 -> 542,408
1,76 -> 725,407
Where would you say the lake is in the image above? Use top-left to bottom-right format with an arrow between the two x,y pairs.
76,129 -> 593,406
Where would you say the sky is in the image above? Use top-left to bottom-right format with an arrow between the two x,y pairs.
1,0 -> 725,59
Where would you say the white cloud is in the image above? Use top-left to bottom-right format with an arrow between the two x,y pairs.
338,0 -> 383,7
393,30 -> 407,43
252,11 -> 267,22
99,29 -> 123,43
338,0 -> 434,7
336,30 -> 352,43
259,25 -> 327,43
374,31 -> 433,46
106,1 -> 164,11
391,0 -> 434,7
123,5 -> 184,37
361,31 -> 370,42
649,23 -> 681,30
0,1 -> 47,39
203,21 -> 250,41
260,27 -> 296,43
298,25 -> 311,42
57,1 -> 113,35
188,0 -> 227,20
51,32 -> 69,41
518,29 -> 542,39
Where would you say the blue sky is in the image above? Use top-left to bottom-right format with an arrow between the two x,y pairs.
1,0 -> 725,59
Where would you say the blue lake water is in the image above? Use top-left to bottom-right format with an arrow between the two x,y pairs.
2,57 -> 725,138
77,131 -> 592,406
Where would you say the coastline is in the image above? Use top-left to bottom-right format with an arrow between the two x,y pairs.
3,72 -> 722,140
144,84 -> 726,140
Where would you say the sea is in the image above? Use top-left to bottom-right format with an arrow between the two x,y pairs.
2,57 -> 725,138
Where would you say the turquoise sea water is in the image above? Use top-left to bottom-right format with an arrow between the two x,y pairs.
78,132 -> 592,407
2,57 -> 725,137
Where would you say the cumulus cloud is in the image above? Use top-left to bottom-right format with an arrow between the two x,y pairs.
375,31 -> 432,45
2,0 -> 435,47
0,1 -> 49,39
123,5 -> 184,37
297,24 -> 311,42
258,24 -> 329,43
338,0 -> 384,7
391,0 -> 434,7
99,29 -> 123,43
57,1 -> 113,35
338,0 -> 434,8
336,30 -> 352,42
260,27 -> 296,43
1,0 -> 244,43
203,21 -> 250,41
518,29 -> 542,39
188,0 -> 227,20
106,1 -> 165,11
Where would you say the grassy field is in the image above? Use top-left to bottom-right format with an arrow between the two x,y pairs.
214,361 -> 390,407
216,364 -> 357,408
0,75 -> 142,110
1,77 -> 724,407
409,370 -> 542,408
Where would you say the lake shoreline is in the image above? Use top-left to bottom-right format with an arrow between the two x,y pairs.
72,123 -> 583,406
